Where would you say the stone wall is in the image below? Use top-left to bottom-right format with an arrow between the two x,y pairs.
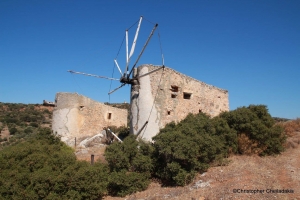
131,65 -> 229,141
52,92 -> 127,146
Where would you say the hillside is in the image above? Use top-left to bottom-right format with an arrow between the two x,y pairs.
0,102 -> 53,147
0,103 -> 299,199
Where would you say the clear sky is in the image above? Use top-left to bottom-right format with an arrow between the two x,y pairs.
1,0 -> 299,119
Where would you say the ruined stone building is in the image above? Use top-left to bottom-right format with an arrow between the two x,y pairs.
131,64 -> 229,141
52,65 -> 228,145
52,92 -> 127,146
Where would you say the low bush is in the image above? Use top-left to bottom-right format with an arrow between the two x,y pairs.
105,135 -> 153,196
0,128 -> 109,199
219,105 -> 285,155
108,170 -> 150,197
8,127 -> 18,135
152,113 -> 229,186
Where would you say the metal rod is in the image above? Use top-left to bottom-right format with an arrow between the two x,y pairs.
135,66 -> 164,79
68,70 -> 119,81
136,121 -> 148,137
127,23 -> 158,79
108,83 -> 126,95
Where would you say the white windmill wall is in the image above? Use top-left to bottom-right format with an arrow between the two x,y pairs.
130,64 -> 229,141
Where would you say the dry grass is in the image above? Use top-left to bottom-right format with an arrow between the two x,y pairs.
278,118 -> 300,137
237,133 -> 266,155
277,118 -> 300,150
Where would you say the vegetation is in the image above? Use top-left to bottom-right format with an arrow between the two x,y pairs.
0,103 -> 288,198
150,105 -> 286,185
106,125 -> 130,141
0,102 -> 53,147
152,113 -> 231,186
0,128 -> 109,199
278,118 -> 300,137
219,105 -> 286,155
105,135 -> 153,196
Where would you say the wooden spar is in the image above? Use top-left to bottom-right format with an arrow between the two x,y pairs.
107,128 -> 123,143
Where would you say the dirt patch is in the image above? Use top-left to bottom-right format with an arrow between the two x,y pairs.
0,125 -> 10,140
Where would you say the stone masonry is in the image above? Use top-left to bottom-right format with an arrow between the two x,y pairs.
131,64 -> 229,141
52,92 -> 127,146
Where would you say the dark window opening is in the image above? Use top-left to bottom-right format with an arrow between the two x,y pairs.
167,111 -> 171,115
171,85 -> 179,92
107,113 -> 112,119
183,92 -> 192,99
199,109 -> 202,113
171,94 -> 177,98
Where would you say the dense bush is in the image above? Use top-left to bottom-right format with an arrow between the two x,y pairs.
219,105 -> 285,155
108,170 -> 150,197
0,128 -> 109,199
151,105 -> 285,186
105,135 -> 153,196
152,113 -> 230,186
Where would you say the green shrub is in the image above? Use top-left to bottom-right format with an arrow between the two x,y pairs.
53,161 -> 109,199
105,135 -> 153,196
117,126 -> 130,140
30,122 -> 39,128
108,170 -> 150,197
105,135 -> 154,173
9,127 -> 18,135
219,105 -> 285,155
24,127 -> 33,134
0,127 -> 108,200
153,113 -> 228,186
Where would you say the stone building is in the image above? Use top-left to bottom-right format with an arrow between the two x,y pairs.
52,92 -> 127,146
131,64 -> 229,141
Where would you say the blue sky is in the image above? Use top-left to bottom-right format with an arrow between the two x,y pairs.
1,0 -> 299,119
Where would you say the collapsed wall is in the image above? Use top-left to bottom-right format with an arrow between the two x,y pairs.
52,92 -> 127,146
131,65 -> 229,141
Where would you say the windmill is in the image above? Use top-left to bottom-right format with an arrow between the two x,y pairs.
68,16 -> 164,95
68,16 -> 165,140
